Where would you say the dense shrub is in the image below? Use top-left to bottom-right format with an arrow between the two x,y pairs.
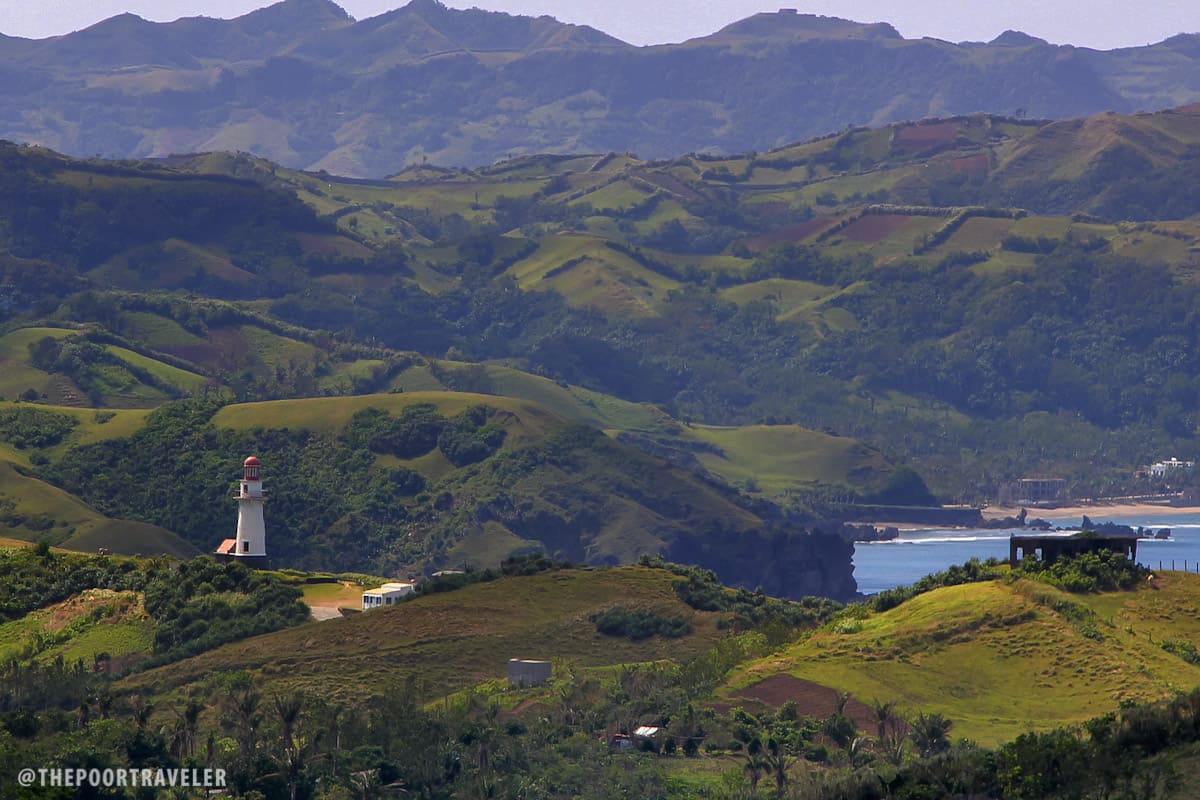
1017,545 -> 1147,593
345,404 -> 446,458
589,608 -> 692,640
653,558 -> 842,629
437,405 -> 506,467
0,406 -> 78,449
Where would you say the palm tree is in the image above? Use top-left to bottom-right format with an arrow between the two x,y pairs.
848,735 -> 873,768
911,711 -> 953,757
762,737 -> 796,798
742,736 -> 768,795
228,687 -> 262,754
128,695 -> 154,731
870,698 -> 908,764
273,693 -> 305,750
822,692 -> 857,750
169,699 -> 204,760
271,693 -> 307,800
870,699 -> 896,742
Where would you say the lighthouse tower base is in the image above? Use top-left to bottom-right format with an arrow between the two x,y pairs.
216,544 -> 274,568
214,539 -> 272,569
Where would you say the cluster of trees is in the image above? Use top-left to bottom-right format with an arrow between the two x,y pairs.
25,334 -> 184,406
1017,546 -> 1148,593
0,406 -> 77,450
588,608 -> 692,640
142,557 -> 309,665
660,559 -> 843,631
344,404 -> 506,467
41,398 -> 433,572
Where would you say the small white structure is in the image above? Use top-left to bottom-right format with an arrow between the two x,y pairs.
1150,458 -> 1195,477
216,456 -> 269,566
362,582 -> 415,610
507,659 -> 552,687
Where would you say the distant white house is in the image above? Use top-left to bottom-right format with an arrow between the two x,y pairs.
362,582 -> 415,610
1149,458 -> 1195,477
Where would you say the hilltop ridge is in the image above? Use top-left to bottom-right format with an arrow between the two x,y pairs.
0,2 -> 1199,173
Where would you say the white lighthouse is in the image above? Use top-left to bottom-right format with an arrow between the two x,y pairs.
215,456 -> 269,566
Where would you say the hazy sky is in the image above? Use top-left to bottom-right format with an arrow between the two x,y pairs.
1,0 -> 1197,50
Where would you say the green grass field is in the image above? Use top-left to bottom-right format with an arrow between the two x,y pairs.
0,588 -> 153,665
212,391 -> 566,448
505,233 -> 681,316
0,327 -> 75,401
63,519 -> 199,559
0,460 -> 107,545
686,424 -> 892,494
0,401 -> 152,457
720,278 -> 841,322
300,581 -> 371,607
123,566 -> 731,705
103,345 -> 208,394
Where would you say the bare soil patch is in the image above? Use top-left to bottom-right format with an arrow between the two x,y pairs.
895,121 -> 958,149
744,217 -> 837,252
731,674 -> 876,729
949,154 -> 989,174
841,214 -> 913,243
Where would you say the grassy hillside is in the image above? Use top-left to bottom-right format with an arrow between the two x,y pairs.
0,588 -> 153,667
212,390 -> 563,447
123,565 -> 729,704
720,573 -> 1200,745
36,396 -> 857,598
687,424 -> 891,495
0,459 -> 196,555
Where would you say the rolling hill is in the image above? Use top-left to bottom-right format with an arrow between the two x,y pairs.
3,106 -> 1200,507
720,572 -> 1200,745
21,392 -> 857,598
112,561 -> 1200,753
121,564 -> 732,705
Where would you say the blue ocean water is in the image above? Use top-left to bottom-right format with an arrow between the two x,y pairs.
851,512 -> 1200,595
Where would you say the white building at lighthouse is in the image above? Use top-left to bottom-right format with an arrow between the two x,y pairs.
215,456 -> 269,566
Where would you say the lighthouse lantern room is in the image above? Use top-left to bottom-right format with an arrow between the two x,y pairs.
215,456 -> 270,566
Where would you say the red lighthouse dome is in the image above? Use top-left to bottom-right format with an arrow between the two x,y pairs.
243,456 -> 260,480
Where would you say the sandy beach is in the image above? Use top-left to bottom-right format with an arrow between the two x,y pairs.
984,503 -> 1200,521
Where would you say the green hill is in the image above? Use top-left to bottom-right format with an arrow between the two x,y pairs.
31,395 -> 857,599
720,573 -> 1200,745
0,458 -> 196,556
122,564 -> 730,704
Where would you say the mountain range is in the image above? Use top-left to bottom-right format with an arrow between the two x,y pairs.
2,0 -> 1200,175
